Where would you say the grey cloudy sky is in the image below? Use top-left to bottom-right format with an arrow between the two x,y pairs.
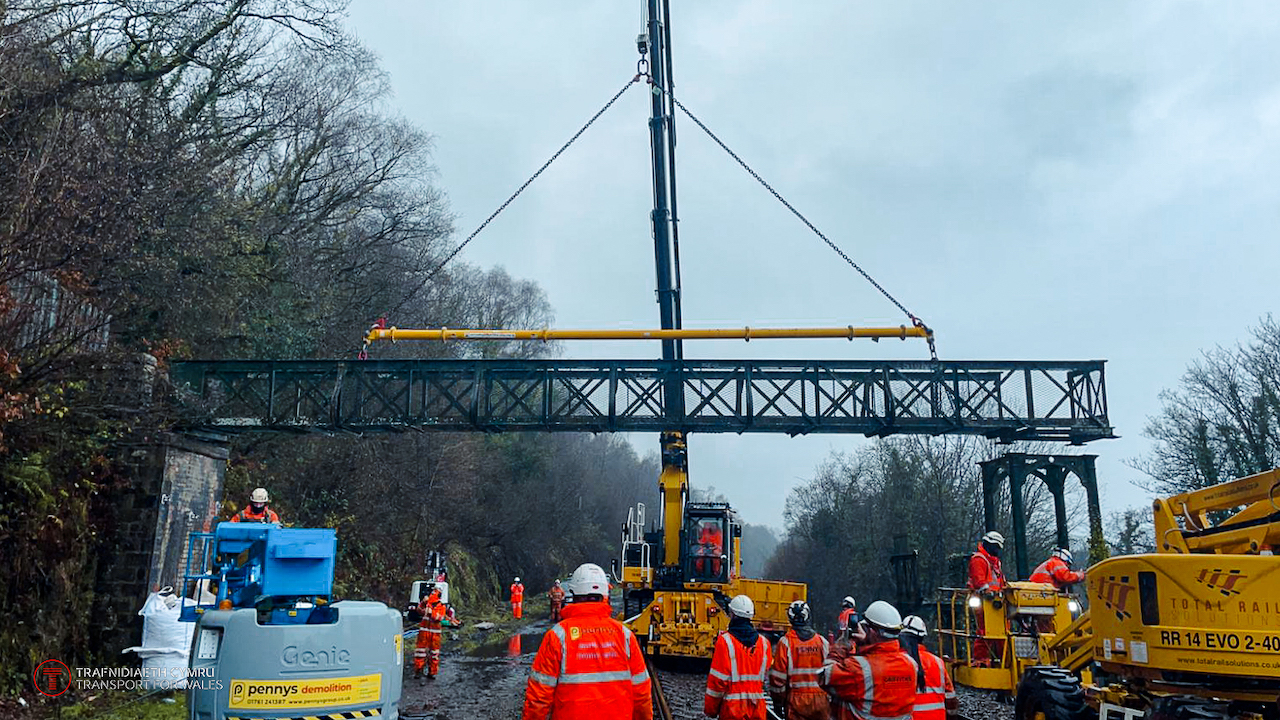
345,1 -> 1280,531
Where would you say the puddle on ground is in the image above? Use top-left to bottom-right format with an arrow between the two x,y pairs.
468,632 -> 546,658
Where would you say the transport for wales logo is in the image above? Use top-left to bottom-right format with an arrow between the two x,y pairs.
33,659 -> 71,697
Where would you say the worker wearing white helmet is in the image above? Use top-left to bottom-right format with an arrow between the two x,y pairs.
705,594 -> 771,719
510,576 -> 525,620
967,530 -> 1007,666
523,563 -> 652,720
1029,547 -> 1085,592
768,600 -> 830,720
230,487 -> 280,524
899,615 -> 956,720
823,600 -> 916,720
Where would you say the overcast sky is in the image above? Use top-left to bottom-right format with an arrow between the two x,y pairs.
344,2 -> 1280,532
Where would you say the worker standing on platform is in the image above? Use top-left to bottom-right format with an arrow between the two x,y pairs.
414,589 -> 445,680
522,563 -> 652,720
823,600 -> 916,720
548,579 -> 565,622
705,594 -> 771,720
967,530 -> 1006,666
900,615 -> 956,720
510,576 -> 525,619
230,487 -> 280,523
768,600 -> 830,720
1029,548 -> 1085,591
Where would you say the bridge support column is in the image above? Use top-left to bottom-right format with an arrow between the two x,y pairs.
93,432 -> 228,654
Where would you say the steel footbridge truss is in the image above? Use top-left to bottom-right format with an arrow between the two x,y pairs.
171,358 -> 1112,443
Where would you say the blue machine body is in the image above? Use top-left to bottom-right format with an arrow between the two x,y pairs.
180,524 -> 337,622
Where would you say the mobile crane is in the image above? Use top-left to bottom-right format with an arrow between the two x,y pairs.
938,467 -> 1280,720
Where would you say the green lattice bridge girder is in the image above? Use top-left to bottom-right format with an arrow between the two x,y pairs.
170,358 -> 1113,443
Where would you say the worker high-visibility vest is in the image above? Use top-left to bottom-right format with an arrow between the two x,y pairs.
824,640 -> 918,720
769,629 -> 831,720
911,648 -> 955,720
1029,556 -> 1084,590
705,631 -> 772,719
522,601 -> 652,720
967,546 -> 1005,594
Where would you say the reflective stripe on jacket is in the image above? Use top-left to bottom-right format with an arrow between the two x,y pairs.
231,506 -> 279,523
823,639 -> 918,720
769,629 -> 831,720
1029,556 -> 1084,590
522,601 -> 652,720
912,648 -> 955,720
967,546 -> 1005,594
705,631 -> 772,719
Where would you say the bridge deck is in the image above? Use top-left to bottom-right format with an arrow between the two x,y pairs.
170,358 -> 1112,443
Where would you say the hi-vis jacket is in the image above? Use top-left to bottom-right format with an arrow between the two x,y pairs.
967,545 -> 1006,594
522,601 -> 652,720
823,639 -> 918,720
769,629 -> 831,720
705,631 -> 772,719
912,647 -> 956,720
1029,556 -> 1084,591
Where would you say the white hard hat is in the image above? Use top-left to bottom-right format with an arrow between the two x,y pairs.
982,530 -> 1005,548
554,579 -> 561,586
862,600 -> 903,635
1054,548 -> 1073,565
787,600 -> 810,625
514,576 -> 520,583
841,596 -> 856,609
727,594 -> 755,619
902,615 -> 928,638
250,488 -> 270,503
565,564 -> 608,598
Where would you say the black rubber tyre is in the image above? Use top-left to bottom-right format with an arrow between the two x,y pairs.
1015,666 -> 1092,720
1144,696 -> 1228,720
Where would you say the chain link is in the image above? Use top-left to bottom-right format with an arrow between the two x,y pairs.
666,94 -> 937,360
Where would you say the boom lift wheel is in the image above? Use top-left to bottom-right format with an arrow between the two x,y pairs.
1015,667 -> 1091,720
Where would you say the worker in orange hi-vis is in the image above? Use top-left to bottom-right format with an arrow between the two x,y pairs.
548,580 -> 565,622
966,530 -> 1007,666
1029,548 -> 1085,591
522,563 -> 652,720
705,594 -> 772,720
510,576 -> 525,619
768,600 -> 830,720
900,615 -> 957,720
229,487 -> 280,523
414,589 -> 444,680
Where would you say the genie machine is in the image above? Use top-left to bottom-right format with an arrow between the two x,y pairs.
179,523 -> 402,720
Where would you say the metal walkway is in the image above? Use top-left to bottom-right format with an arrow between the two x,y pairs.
171,358 -> 1112,443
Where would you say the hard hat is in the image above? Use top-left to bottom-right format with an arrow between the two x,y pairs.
250,488 -> 270,503
554,579 -> 561,586
861,600 -> 903,634
787,600 -> 810,626
1054,548 -> 1073,565
902,615 -> 928,638
514,576 -> 520,582
565,563 -> 609,598
841,596 -> 856,609
982,530 -> 1005,548
727,594 -> 755,619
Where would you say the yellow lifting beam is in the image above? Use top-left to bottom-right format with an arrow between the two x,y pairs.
364,324 -> 932,345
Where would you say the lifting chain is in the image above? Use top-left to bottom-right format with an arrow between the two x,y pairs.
661,91 -> 938,361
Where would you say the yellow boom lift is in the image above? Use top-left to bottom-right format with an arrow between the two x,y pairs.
937,467 -> 1280,720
